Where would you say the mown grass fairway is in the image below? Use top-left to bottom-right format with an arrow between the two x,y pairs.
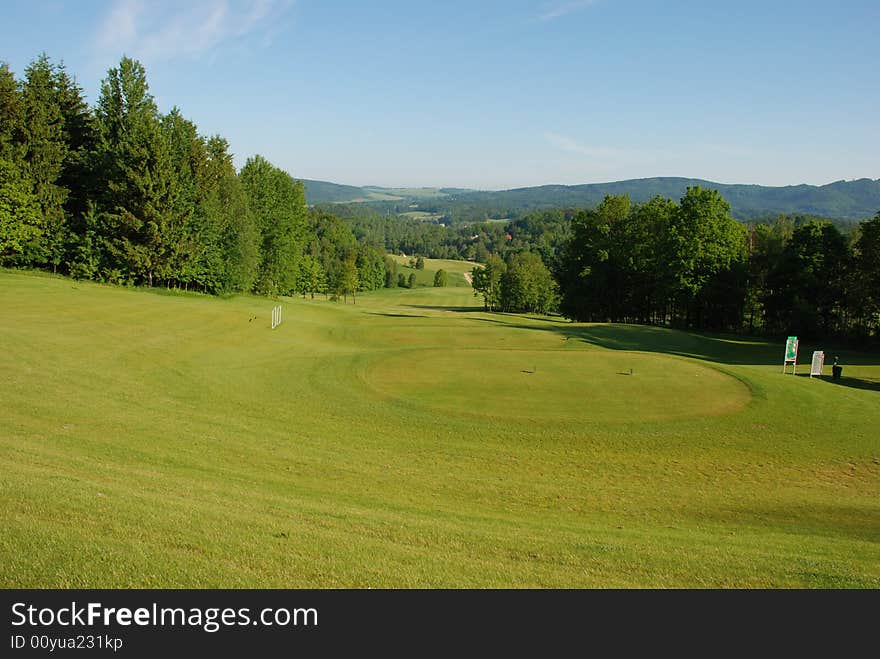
1,268 -> 878,587
367,348 -> 750,423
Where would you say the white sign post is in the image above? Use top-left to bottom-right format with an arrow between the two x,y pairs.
810,351 -> 825,378
271,305 -> 282,329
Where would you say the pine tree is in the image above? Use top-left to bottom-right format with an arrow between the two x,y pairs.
0,62 -> 24,162
0,62 -> 36,264
54,61 -> 97,264
18,54 -> 68,270
161,107 -> 203,287
94,56 -> 184,286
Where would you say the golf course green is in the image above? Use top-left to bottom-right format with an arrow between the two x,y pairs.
1,265 -> 878,587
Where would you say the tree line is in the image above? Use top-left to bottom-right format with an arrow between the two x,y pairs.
478,188 -> 878,340
0,54 -> 404,300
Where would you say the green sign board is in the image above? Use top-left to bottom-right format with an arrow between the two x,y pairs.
784,336 -> 798,362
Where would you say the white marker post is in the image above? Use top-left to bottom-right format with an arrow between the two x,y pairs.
271,305 -> 282,329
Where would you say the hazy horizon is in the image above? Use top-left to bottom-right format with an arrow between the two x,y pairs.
299,174 -> 880,192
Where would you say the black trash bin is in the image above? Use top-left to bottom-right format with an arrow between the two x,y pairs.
832,364 -> 842,380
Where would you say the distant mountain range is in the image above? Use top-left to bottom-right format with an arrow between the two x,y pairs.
299,177 -> 880,220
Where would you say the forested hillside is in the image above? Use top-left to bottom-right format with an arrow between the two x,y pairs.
447,177 -> 880,220
304,176 -> 880,223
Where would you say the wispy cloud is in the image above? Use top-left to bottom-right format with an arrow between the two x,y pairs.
539,0 -> 598,22
95,0 -> 294,62
544,132 -> 638,161
544,131 -> 773,183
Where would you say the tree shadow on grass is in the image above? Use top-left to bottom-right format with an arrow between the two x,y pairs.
454,317 -> 783,366
795,373 -> 880,393
440,314 -> 880,368
404,305 -> 567,324
558,325 -> 880,368
824,377 -> 880,393
367,312 -> 428,319
404,304 -> 486,313
397,301 -> 880,369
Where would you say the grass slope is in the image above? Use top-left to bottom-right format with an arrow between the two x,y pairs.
299,179 -> 368,204
1,269 -> 878,587
388,255 -> 474,288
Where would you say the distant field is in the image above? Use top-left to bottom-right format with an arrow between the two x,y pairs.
399,211 -> 445,222
360,190 -> 404,202
1,269 -> 878,587
388,255 -> 475,288
339,192 -> 405,203
367,187 -> 450,199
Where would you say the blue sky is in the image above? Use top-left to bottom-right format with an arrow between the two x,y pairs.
2,0 -> 878,188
